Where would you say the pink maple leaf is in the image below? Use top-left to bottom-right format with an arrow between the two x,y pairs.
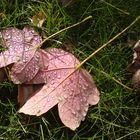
0,27 -> 48,84
0,27 -> 42,69
0,27 -> 100,130
19,48 -> 100,130
10,49 -> 48,84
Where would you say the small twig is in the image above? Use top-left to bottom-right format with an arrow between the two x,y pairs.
38,16 -> 93,48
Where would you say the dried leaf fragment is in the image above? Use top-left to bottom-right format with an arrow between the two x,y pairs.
128,40 -> 140,89
30,11 -> 46,27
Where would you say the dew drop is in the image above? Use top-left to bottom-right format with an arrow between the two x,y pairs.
35,57 -> 39,62
76,105 -> 80,111
85,83 -> 89,88
82,111 -> 87,117
36,55 -> 40,58
66,62 -> 69,65
7,35 -> 11,39
37,110 -> 41,114
22,59 -> 26,63
83,97 -> 87,102
82,117 -> 85,121
51,81 -> 54,85
34,36 -> 39,41
71,110 -> 76,115
31,30 -> 35,34
35,67 -> 38,70
79,85 -> 82,88
51,87 -> 54,90
43,103 -> 46,107
58,97 -> 62,101
69,92 -> 73,95
63,94 -> 67,99
25,48 -> 29,51
54,71 -> 57,75
71,89 -> 74,92
13,41 -> 16,44
84,107 -> 88,112
85,103 -> 88,107
52,77 -> 55,80
83,86 -> 87,90
12,29 -> 16,33
57,75 -> 61,79
38,105 -> 40,108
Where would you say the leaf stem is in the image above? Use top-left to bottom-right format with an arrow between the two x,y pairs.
76,16 -> 140,69
39,16 -> 93,47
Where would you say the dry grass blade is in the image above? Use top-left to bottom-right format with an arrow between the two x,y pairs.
77,16 -> 140,68
101,0 -> 130,15
38,16 -> 93,48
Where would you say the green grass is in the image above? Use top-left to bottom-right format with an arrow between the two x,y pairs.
0,0 -> 140,139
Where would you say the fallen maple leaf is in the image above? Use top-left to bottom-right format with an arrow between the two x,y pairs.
19,48 -> 100,130
0,27 -> 46,83
0,27 -> 100,130
0,27 -> 42,68
10,49 -> 48,84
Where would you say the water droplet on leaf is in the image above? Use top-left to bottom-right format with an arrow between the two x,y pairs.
57,75 -> 61,79
63,94 -> 67,99
71,110 -> 76,115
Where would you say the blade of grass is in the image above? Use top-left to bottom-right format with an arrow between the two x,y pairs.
99,70 -> 133,91
39,16 -> 93,48
101,0 -> 130,15
116,129 -> 140,140
77,16 -> 140,68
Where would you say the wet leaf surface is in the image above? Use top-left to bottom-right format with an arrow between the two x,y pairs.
0,27 -> 100,130
19,48 -> 100,130
10,49 -> 48,84
0,27 -> 42,67
0,27 -> 48,83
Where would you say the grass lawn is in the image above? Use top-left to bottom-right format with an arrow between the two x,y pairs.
0,0 -> 140,139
